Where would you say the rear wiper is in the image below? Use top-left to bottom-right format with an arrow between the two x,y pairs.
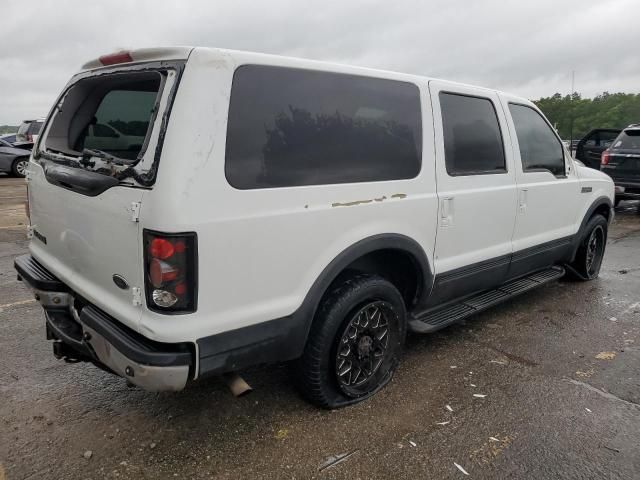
82,148 -> 118,163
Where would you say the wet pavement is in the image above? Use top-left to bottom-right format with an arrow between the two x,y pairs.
1,174 -> 639,479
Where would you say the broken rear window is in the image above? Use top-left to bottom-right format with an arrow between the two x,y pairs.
44,71 -> 162,162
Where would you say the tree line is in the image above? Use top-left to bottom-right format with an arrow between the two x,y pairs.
534,92 -> 640,140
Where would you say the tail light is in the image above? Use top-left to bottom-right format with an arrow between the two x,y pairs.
99,51 -> 133,66
143,230 -> 197,313
601,150 -> 610,166
27,133 -> 33,142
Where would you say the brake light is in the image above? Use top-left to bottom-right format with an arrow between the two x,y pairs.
144,230 -> 197,313
99,51 -> 133,66
601,150 -> 610,166
27,134 -> 33,142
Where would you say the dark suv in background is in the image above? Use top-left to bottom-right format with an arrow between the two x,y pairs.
601,124 -> 640,206
575,128 -> 621,169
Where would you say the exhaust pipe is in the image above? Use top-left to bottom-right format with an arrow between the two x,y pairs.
222,373 -> 253,397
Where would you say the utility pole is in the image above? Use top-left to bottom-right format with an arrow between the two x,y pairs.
569,70 -> 575,155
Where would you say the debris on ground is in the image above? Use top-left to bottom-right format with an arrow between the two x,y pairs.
454,462 -> 470,475
489,437 -> 500,442
585,408 -> 592,413
595,351 -> 616,360
446,405 -> 453,412
409,440 -> 417,447
490,360 -> 507,365
318,450 -> 359,472
473,394 -> 487,398
275,428 -> 289,439
83,450 -> 93,460
609,317 -> 618,322
470,383 -> 477,387
436,421 -> 450,426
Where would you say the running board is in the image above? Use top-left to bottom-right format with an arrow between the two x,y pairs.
409,266 -> 565,334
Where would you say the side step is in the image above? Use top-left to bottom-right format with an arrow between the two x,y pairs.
409,266 -> 565,334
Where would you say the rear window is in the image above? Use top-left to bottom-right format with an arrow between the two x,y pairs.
612,130 -> 640,150
225,65 -> 422,189
44,71 -> 162,161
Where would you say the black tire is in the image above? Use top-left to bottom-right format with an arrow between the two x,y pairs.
568,214 -> 607,280
11,157 -> 29,178
296,274 -> 406,409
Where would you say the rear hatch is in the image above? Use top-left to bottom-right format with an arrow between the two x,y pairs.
604,129 -> 640,187
28,51 -> 187,330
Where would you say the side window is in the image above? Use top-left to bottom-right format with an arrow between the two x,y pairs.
599,130 -> 619,148
509,104 -> 565,176
225,65 -> 422,189
439,92 -> 506,176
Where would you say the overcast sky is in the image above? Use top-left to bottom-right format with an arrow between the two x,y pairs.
1,0 -> 639,124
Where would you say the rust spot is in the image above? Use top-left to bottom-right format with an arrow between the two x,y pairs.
331,199 -> 374,208
391,193 -> 407,199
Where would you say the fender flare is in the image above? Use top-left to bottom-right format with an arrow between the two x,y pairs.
297,234 -> 434,329
570,196 -> 613,261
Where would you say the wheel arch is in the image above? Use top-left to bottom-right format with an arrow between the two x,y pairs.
295,233 -> 433,346
570,196 -> 612,261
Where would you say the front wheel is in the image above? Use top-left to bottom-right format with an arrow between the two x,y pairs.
11,157 -> 29,178
296,274 -> 406,408
569,215 -> 608,280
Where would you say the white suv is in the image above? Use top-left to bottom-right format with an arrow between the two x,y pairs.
15,48 -> 614,408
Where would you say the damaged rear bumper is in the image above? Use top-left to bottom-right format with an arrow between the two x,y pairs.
14,254 -> 193,391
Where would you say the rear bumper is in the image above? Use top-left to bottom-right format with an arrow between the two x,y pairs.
14,254 -> 193,391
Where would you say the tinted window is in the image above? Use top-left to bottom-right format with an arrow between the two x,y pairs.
439,93 -> 506,175
611,130 -> 640,150
225,65 -> 422,189
509,104 -> 565,176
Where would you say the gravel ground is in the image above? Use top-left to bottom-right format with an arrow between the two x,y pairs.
1,174 -> 639,479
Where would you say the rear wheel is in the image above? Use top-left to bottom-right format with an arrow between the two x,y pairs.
11,157 -> 29,178
569,215 -> 607,280
296,274 -> 406,408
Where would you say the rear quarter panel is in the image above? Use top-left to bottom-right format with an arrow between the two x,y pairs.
139,48 -> 438,343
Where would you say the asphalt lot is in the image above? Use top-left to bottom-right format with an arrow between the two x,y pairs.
1,174 -> 639,480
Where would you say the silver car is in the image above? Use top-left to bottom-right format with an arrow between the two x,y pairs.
0,138 -> 31,177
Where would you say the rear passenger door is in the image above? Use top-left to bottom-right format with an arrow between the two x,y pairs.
501,97 -> 582,279
427,82 -> 517,306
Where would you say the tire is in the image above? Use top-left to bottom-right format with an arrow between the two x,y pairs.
296,274 -> 406,409
11,157 -> 29,178
569,214 -> 608,280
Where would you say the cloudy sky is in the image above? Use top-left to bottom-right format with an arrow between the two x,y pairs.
1,0 -> 639,124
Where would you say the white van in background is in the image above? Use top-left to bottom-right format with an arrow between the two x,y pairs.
15,48 -> 614,408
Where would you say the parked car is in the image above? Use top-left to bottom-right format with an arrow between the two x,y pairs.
15,48 -> 614,408
601,124 -> 640,206
0,138 -> 31,177
15,118 -> 44,145
1,134 -> 17,144
575,128 -> 622,169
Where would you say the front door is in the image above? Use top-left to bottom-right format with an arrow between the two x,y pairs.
500,95 -> 582,279
427,81 -> 518,306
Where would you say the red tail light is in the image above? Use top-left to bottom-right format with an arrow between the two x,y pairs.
99,51 -> 133,66
601,150 -> 610,165
144,230 -> 197,313
27,134 -> 33,142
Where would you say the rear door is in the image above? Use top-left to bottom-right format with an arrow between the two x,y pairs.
605,129 -> 640,187
576,129 -> 621,169
28,62 -> 181,331
427,81 -> 517,306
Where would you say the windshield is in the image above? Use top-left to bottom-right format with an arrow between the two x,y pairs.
611,129 -> 640,150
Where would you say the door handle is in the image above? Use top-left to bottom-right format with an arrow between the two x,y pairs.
440,197 -> 453,226
519,189 -> 528,213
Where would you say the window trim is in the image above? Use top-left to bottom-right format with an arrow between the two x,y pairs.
439,91 -> 508,177
508,102 -> 567,178
224,63 -> 424,190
